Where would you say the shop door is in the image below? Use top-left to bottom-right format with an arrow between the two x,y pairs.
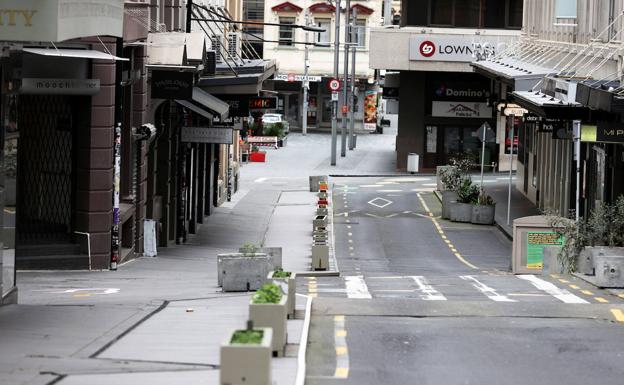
439,126 -> 483,165
16,95 -> 79,245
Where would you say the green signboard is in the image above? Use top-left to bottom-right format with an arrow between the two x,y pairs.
526,232 -> 565,269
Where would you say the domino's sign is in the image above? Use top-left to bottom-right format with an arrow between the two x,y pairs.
409,35 -> 509,62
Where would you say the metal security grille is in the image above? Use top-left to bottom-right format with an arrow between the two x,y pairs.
16,95 -> 75,243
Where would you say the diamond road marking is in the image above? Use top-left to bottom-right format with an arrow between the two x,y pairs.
367,197 -> 393,208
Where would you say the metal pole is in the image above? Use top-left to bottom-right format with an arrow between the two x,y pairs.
348,8 -> 357,150
302,10 -> 310,136
331,0 -> 341,166
383,0 -> 392,25
573,120 -> 582,221
186,0 -> 193,33
507,115 -> 515,226
480,123 -> 486,189
340,0 -> 350,157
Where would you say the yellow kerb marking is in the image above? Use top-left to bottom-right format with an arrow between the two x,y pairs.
444,240 -> 451,244
618,294 -> 624,299
580,290 -> 593,296
441,235 -> 447,240
569,284 -> 580,290
559,279 -> 570,284
550,274 -> 560,279
336,330 -> 347,337
334,367 -> 349,378
595,297 -> 609,303
335,346 -> 348,355
334,315 -> 345,322
611,309 -> 624,322
308,293 -> 317,298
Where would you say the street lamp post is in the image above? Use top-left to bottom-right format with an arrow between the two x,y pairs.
330,0 -> 341,166
348,8 -> 357,150
340,0 -> 351,157
302,10 -> 310,136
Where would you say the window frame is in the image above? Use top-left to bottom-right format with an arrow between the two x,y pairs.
353,18 -> 367,48
278,17 -> 296,46
423,0 -> 523,30
315,18 -> 331,44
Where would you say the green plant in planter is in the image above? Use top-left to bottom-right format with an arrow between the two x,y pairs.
231,329 -> 264,344
439,167 -> 463,191
252,283 -> 283,304
241,242 -> 259,256
251,145 -> 260,153
474,191 -> 495,206
263,122 -> 286,138
272,268 -> 292,278
457,178 -> 479,204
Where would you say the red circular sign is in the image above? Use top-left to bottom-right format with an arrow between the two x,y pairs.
419,41 -> 436,57
329,79 -> 341,91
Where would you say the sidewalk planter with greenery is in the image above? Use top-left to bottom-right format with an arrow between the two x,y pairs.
313,215 -> 327,231
249,284 -> 288,357
238,244 -> 283,273
218,251 -> 271,292
449,179 -> 479,223
268,269 -> 296,319
220,326 -> 273,385
264,122 -> 287,148
439,166 -> 462,220
437,165 -> 457,191
548,197 -> 624,282
471,193 -> 495,225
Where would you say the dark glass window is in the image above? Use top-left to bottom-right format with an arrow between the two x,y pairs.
507,0 -> 524,28
279,17 -> 295,46
455,0 -> 481,28
430,0 -> 453,25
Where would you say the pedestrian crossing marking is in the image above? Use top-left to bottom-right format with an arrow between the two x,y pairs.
345,275 -> 372,299
411,276 -> 447,301
460,275 -> 516,302
517,275 -> 589,304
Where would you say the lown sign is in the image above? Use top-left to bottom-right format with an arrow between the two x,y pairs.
0,0 -> 123,42
432,101 -> 492,119
20,78 -> 100,95
249,97 -> 277,110
275,73 -> 322,82
181,126 -> 233,144
410,36 -> 509,62
151,70 -> 194,100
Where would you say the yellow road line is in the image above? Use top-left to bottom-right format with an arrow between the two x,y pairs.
611,309 -> 624,322
335,330 -> 347,337
595,297 -> 609,303
618,294 -> 624,300
580,290 -> 594,296
550,274 -> 560,279
334,367 -> 349,378
336,346 -> 348,355
559,279 -> 570,284
334,315 -> 345,322
569,284 -> 580,290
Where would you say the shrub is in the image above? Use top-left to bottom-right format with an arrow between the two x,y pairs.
272,268 -> 292,278
231,329 -> 264,344
474,190 -> 495,206
252,283 -> 283,304
263,122 -> 286,138
241,242 -> 259,255
457,178 -> 479,204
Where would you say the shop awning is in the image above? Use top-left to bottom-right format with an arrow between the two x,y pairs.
175,87 -> 230,121
471,58 -> 553,91
512,90 -> 588,119
23,48 -> 128,62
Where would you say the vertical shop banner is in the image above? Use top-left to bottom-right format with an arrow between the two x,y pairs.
505,116 -> 520,154
364,91 -> 378,131
526,232 -> 565,269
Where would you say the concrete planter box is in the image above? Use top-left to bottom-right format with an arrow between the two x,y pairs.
313,215 -> 327,231
220,327 -> 272,385
594,253 -> 624,288
577,246 -> 624,276
219,253 -> 270,292
542,246 -> 566,275
309,175 -> 328,192
316,207 -> 328,216
437,165 -> 457,191
471,204 -> 495,225
249,295 -> 288,357
318,191 -> 328,199
268,271 -> 296,319
441,190 -> 459,220
449,202 -> 472,223
230,247 -> 282,280
312,243 -> 329,270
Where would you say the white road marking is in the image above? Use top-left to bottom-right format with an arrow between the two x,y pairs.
460,276 -> 516,302
411,276 -> 447,301
344,275 -> 372,299
53,288 -> 120,295
359,185 -> 379,188
517,275 -> 589,304
378,189 -> 402,193
422,183 -> 438,187
365,213 -> 381,218
254,177 -> 268,183
385,213 -> 399,218
367,197 -> 393,208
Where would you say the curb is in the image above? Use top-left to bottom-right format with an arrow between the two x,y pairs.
295,293 -> 313,385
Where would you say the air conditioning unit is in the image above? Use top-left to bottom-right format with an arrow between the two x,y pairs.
204,50 -> 216,76
227,32 -> 241,60
210,34 -> 223,63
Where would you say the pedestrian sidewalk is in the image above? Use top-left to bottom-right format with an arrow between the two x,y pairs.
0,177 -> 326,385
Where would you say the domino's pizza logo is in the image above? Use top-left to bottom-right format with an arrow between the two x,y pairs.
420,41 -> 436,57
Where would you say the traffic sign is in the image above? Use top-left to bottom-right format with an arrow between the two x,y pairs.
331,92 -> 339,101
476,122 -> 495,142
329,78 -> 341,91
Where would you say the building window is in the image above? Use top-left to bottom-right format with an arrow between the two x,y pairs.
430,0 -> 453,26
411,0 -> 524,29
316,18 -> 330,43
279,17 -> 295,46
555,0 -> 577,19
507,0 -> 524,28
354,19 -> 366,48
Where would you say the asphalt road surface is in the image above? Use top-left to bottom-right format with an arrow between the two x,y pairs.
304,176 -> 624,385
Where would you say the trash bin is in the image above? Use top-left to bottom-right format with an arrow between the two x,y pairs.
407,153 -> 419,174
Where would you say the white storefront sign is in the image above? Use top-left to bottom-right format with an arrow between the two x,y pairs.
181,126 -> 233,144
432,101 -> 493,119
275,73 -> 322,82
0,0 -> 123,42
409,36 -> 509,62
20,78 -> 100,95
